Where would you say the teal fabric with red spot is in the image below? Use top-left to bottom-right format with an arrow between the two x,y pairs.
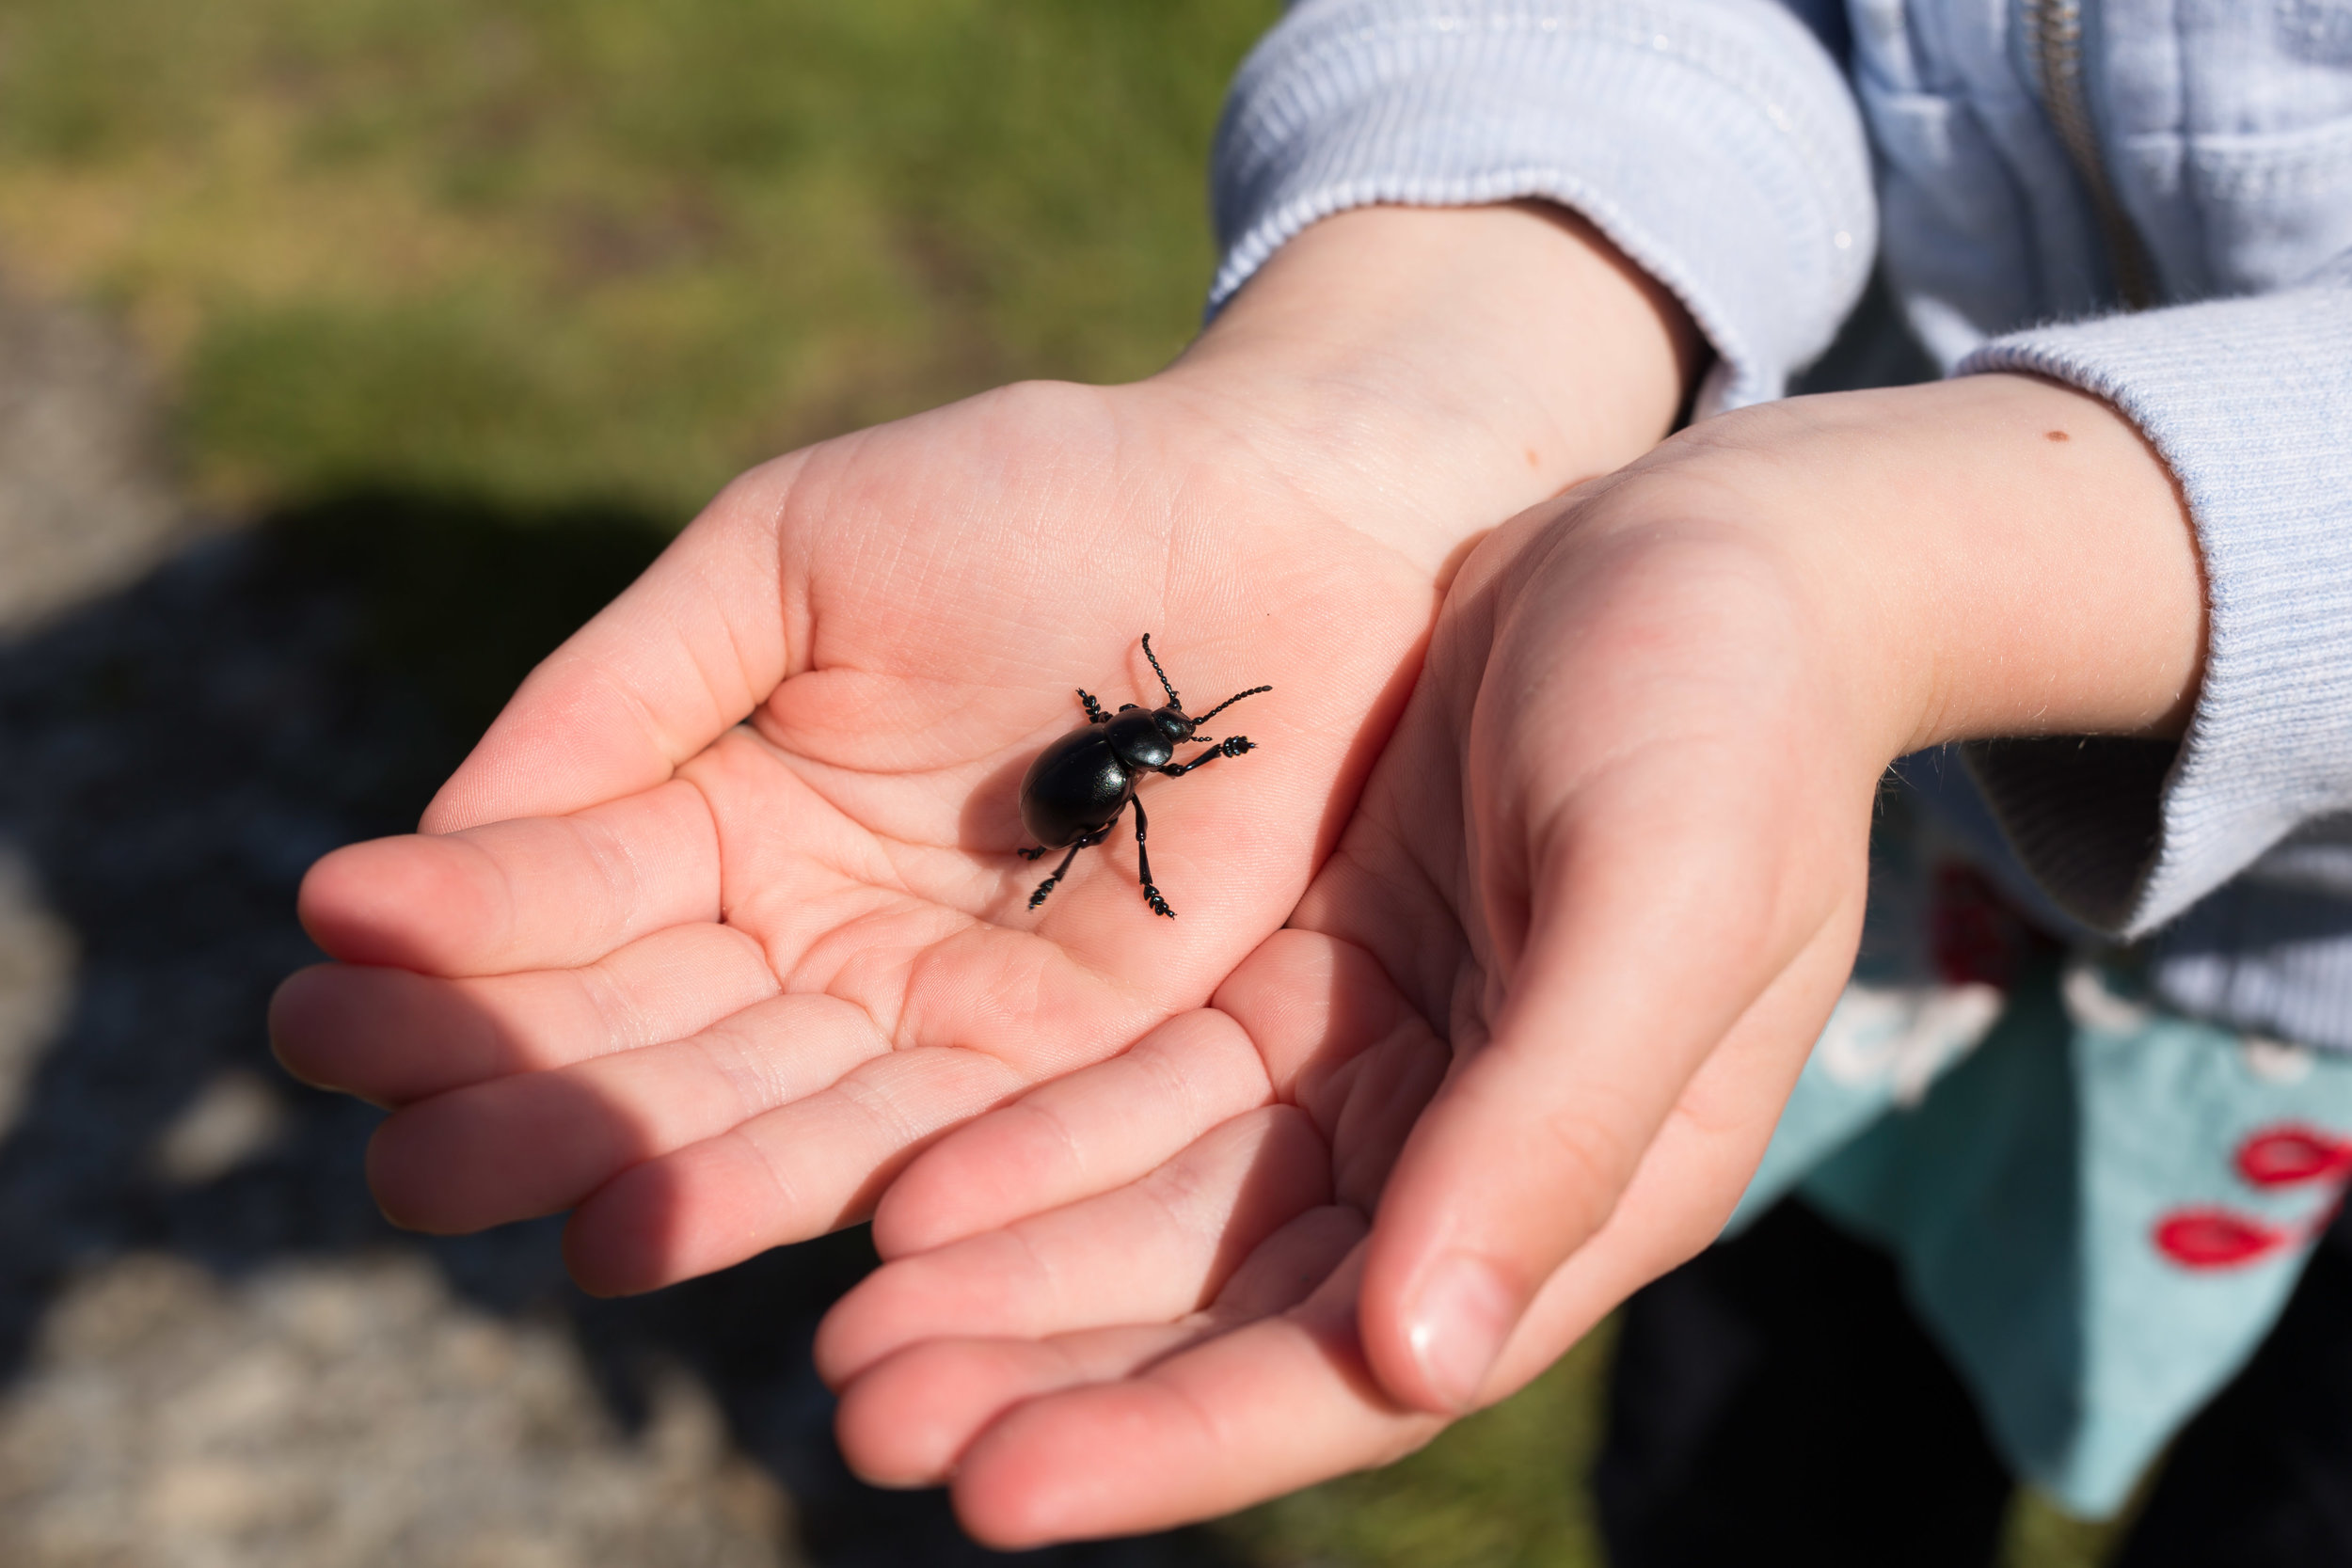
1733,802 -> 2352,1517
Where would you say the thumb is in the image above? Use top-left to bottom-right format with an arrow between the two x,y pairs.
421,458 -> 801,832
1356,782 -> 1862,1414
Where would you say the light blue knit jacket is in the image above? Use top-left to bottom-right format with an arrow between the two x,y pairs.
1210,0 -> 2352,1048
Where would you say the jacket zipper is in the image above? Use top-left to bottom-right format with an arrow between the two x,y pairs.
2023,0 -> 2156,309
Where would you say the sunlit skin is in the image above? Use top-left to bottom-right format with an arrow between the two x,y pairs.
274,192 -> 2205,1546
813,370 -> 2205,1546
269,202 -> 1697,1292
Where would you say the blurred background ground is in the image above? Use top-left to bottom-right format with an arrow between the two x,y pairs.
0,3 -> 2119,1564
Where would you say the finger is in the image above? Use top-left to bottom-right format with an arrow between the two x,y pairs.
869,1007 -> 1275,1259
1470,918 -> 1857,1401
819,1106 -> 1330,1385
948,1243 -> 1447,1548
838,1327 -> 1202,1489
1279,974 -> 1452,1213
365,991 -> 889,1232
860,955 -> 1807,1539
834,1204 -> 1365,1487
422,465 -> 802,832
1359,783 -> 1867,1414
561,1043 -> 1034,1294
270,922 -> 779,1104
1214,927 -> 1454,1196
297,779 -> 721,974
867,927 -> 1436,1262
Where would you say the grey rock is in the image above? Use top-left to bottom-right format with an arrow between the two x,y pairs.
0,1253 -> 793,1568
0,274 -> 190,631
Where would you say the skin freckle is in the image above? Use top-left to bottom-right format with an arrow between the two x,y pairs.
1524,447 -> 1540,467
2044,429 -> 2071,442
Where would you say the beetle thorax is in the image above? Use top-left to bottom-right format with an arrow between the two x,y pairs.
1104,709 -> 1176,769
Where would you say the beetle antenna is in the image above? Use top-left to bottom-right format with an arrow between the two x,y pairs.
1140,633 -> 1181,708
1190,685 -> 1272,724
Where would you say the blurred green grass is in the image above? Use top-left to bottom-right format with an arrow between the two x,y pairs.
0,4 -> 2130,1563
0,0 -> 1278,519
1219,1313 -> 2121,1568
1228,1324 -> 1618,1568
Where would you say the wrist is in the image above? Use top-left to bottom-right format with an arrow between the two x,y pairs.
1152,203 -> 1701,578
1896,374 -> 2205,750
1599,374 -> 2207,763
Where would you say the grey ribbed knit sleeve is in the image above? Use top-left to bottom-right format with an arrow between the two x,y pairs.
1208,0 -> 1877,411
1959,269 -> 2352,937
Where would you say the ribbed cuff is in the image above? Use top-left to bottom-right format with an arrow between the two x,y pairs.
1208,0 -> 1876,411
1959,278 -> 2352,936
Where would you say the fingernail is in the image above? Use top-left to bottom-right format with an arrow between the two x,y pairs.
1406,1254 -> 1516,1412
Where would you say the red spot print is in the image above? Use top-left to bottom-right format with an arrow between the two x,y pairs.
2237,1125 -> 2352,1187
2152,1124 -> 2352,1270
2153,1208 -> 2293,1269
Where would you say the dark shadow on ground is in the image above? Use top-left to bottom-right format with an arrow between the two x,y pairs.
0,487 -> 1246,1567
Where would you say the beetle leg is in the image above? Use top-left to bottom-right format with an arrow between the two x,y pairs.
1161,735 -> 1255,777
1027,838 -> 1087,909
1132,796 -> 1175,918
1026,816 -> 1120,911
1077,689 -> 1111,724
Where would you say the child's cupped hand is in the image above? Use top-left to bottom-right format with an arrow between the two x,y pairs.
813,373 -> 2207,1546
263,204 -> 1695,1298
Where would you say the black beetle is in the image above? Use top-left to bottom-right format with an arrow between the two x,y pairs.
1015,634 -> 1270,918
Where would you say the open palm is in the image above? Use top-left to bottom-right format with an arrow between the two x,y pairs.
812,435 -> 1893,1544
271,372 -> 1463,1294
270,201 -> 1701,1311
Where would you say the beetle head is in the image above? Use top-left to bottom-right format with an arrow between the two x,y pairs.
1152,705 -> 1196,743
